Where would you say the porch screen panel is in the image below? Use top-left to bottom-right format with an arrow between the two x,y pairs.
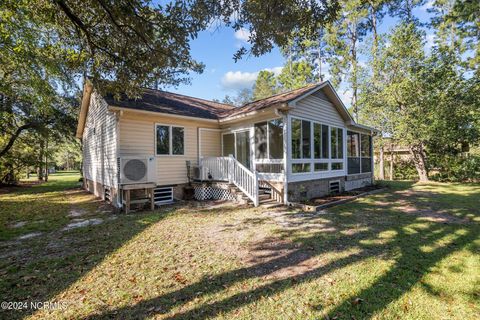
222,133 -> 235,157
347,131 -> 360,174
302,120 -> 311,159
291,119 -> 301,159
254,122 -> 268,159
361,134 -> 372,173
236,131 -> 250,168
321,124 -> 329,158
314,123 -> 321,159
314,123 -> 329,159
330,127 -> 343,159
268,119 -> 283,159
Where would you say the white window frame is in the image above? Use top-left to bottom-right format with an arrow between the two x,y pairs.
155,123 -> 185,156
289,116 -> 347,176
253,118 -> 284,161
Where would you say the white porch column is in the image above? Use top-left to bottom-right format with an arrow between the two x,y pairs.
283,113 -> 289,204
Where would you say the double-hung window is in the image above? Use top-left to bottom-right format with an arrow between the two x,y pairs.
155,124 -> 184,155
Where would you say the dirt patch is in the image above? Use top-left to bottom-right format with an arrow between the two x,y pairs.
244,237 -> 321,279
62,218 -> 103,231
68,209 -> 87,218
387,190 -> 473,224
17,232 -> 43,240
204,207 -> 334,280
9,221 -> 27,228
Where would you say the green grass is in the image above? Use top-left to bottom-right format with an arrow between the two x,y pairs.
0,172 -> 87,240
0,176 -> 478,319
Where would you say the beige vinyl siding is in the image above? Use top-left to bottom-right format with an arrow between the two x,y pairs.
199,129 -> 221,157
82,91 -> 118,189
118,111 -> 218,185
290,89 -> 345,127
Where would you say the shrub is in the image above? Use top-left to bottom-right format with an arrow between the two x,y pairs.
393,158 -> 418,180
431,154 -> 480,182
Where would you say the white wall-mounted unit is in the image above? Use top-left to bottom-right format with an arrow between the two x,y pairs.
119,156 -> 156,184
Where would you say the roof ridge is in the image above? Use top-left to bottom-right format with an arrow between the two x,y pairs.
218,82 -> 325,118
241,82 -> 321,107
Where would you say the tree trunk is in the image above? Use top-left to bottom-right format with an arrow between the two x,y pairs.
44,138 -> 48,182
379,145 -> 385,180
37,140 -> 44,181
389,151 -> 394,180
409,144 -> 429,181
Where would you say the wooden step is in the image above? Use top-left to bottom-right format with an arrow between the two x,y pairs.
242,193 -> 271,201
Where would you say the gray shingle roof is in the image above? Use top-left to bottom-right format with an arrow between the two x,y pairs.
104,83 -> 325,120
104,88 -> 234,120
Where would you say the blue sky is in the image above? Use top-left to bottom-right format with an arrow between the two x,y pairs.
166,1 -> 436,105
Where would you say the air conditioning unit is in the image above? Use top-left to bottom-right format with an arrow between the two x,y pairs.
119,156 -> 156,185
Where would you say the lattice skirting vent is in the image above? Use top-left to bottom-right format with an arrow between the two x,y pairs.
194,184 -> 235,201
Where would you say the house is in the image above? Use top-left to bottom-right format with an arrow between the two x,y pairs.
76,80 -> 377,208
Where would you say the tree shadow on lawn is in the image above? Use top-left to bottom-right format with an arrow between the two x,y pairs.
86,182 -> 479,319
0,190 -> 193,320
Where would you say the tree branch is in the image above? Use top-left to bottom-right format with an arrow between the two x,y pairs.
0,123 -> 37,158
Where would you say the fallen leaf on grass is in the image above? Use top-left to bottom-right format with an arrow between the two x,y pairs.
174,272 -> 187,284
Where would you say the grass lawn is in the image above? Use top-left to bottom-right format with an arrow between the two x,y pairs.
0,173 -> 479,319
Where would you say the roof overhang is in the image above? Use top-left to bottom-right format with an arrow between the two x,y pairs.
218,103 -> 291,124
108,105 -> 219,123
346,121 -> 380,135
75,80 -> 94,139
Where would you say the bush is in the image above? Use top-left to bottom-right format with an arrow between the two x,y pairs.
393,158 -> 418,180
431,154 -> 480,182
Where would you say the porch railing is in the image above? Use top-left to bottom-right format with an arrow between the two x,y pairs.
199,156 -> 230,181
199,156 -> 259,206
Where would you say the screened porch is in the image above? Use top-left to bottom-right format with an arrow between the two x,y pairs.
220,118 -> 285,181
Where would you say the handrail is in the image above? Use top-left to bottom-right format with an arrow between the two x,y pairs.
228,155 -> 259,206
199,156 -> 259,206
199,157 -> 230,181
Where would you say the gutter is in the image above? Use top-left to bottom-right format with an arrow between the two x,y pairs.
108,106 -> 219,123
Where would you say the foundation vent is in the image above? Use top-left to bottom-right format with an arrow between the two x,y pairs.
329,181 -> 340,194
154,187 -> 174,204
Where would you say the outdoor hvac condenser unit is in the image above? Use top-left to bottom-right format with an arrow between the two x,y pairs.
119,156 -> 156,184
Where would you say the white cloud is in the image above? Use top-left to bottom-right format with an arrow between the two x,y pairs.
234,28 -> 251,42
221,71 -> 258,90
220,67 -> 283,91
267,66 -> 283,76
425,33 -> 436,51
338,88 -> 353,107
